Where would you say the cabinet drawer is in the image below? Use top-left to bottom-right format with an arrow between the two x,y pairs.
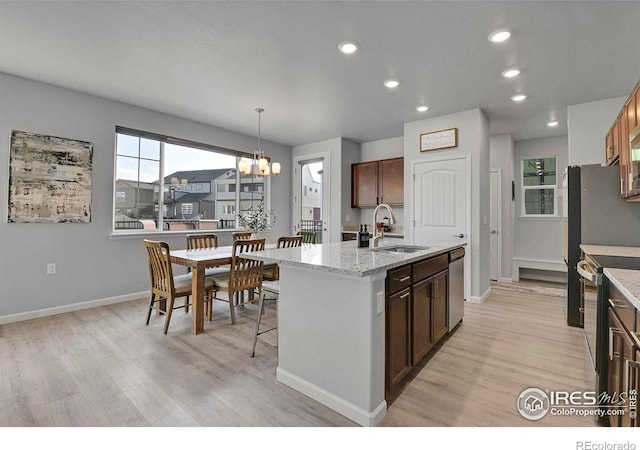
609,282 -> 636,332
413,254 -> 448,283
387,264 -> 412,293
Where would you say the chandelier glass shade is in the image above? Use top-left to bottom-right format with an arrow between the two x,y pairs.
239,108 -> 281,177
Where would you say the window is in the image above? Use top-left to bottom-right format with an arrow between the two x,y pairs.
521,157 -> 557,217
181,203 -> 193,215
113,127 -> 270,232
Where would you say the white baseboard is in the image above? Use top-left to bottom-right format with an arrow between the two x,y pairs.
467,286 -> 492,304
276,366 -> 387,427
498,277 -> 513,283
0,291 -> 147,325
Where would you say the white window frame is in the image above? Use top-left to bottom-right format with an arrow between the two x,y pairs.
520,156 -> 558,218
112,126 -> 271,234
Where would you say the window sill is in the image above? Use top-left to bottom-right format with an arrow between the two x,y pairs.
109,229 -> 244,239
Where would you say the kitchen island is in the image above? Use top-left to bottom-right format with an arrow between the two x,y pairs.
245,240 -> 465,426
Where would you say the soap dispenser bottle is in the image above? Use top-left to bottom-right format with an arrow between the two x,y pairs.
363,225 -> 370,247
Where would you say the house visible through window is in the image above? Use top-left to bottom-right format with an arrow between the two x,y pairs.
521,156 -> 557,216
113,127 -> 269,232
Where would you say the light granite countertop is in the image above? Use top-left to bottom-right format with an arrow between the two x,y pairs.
603,268 -> 640,310
245,240 -> 464,277
580,244 -> 640,258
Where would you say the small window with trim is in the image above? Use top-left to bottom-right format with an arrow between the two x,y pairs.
521,156 -> 557,217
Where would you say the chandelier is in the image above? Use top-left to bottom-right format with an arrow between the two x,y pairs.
239,107 -> 281,177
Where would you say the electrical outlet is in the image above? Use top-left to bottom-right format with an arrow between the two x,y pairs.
47,263 -> 56,274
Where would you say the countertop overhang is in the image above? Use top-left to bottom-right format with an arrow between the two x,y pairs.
580,244 -> 640,258
244,241 -> 465,277
603,267 -> 640,310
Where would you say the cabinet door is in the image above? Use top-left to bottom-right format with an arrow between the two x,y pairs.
432,270 -> 449,345
620,108 -> 631,197
351,161 -> 379,207
608,308 -> 637,427
386,287 -> 412,390
412,278 -> 433,365
379,157 -> 404,206
612,119 -> 620,164
627,93 -> 637,133
606,128 -> 615,165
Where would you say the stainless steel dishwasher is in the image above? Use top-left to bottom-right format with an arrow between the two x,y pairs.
448,247 -> 465,331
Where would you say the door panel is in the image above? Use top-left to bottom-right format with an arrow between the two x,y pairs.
412,278 -> 433,365
490,170 -> 500,280
414,158 -> 467,245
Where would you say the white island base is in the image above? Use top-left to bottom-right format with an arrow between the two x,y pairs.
276,265 -> 387,427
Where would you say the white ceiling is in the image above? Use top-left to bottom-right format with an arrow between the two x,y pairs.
0,1 -> 638,147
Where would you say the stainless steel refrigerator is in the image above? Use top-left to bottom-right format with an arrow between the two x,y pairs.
562,164 -> 640,327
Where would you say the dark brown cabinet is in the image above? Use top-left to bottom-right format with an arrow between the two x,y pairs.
607,307 -> 637,427
352,157 -> 403,208
386,252 -> 449,393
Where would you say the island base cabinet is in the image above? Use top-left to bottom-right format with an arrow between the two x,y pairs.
607,307 -> 637,427
386,288 -> 412,389
432,271 -> 449,344
412,278 -> 433,364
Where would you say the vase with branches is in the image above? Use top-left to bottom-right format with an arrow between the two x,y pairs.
237,200 -> 276,234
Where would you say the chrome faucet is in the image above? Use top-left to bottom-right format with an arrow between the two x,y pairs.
371,203 -> 398,248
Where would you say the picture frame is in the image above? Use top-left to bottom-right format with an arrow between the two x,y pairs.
8,130 -> 93,223
420,127 -> 458,152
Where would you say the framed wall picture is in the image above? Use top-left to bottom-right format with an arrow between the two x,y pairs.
420,128 -> 458,152
8,130 -> 93,223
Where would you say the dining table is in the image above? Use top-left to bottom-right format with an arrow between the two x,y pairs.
170,243 -> 275,334
170,246 -> 232,334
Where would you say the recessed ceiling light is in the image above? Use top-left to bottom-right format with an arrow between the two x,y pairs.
338,41 -> 359,55
384,79 -> 400,89
489,29 -> 512,43
501,68 -> 520,78
416,105 -> 429,112
511,94 -> 527,102
547,121 -> 559,127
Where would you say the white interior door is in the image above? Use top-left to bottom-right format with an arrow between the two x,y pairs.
489,170 -> 501,281
413,157 -> 468,245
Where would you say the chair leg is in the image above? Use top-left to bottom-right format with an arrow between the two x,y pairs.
229,290 -> 236,325
251,288 -> 265,357
146,293 -> 155,325
208,290 -> 216,321
185,295 -> 189,313
163,297 -> 176,334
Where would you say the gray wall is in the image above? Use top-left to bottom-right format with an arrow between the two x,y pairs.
513,135 -> 568,265
403,108 -> 491,302
0,72 -> 292,320
567,96 -> 626,166
489,134 -> 515,281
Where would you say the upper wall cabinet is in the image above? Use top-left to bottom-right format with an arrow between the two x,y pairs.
352,157 -> 404,208
606,80 -> 640,199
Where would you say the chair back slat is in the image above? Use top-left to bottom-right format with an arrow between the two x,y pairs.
233,232 -> 252,242
187,233 -> 218,250
230,238 -> 265,290
277,235 -> 302,248
297,231 -> 317,244
144,240 -> 175,296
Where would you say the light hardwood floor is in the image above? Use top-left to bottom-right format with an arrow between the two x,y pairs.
0,281 -> 598,427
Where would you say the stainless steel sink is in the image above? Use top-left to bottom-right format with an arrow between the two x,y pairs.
370,245 -> 430,253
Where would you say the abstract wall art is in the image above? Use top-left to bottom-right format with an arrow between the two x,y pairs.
8,130 -> 93,223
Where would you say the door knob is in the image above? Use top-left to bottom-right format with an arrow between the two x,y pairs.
453,233 -> 464,238
490,229 -> 497,234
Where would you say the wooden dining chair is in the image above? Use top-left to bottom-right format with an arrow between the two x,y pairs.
233,231 -> 252,241
263,235 -> 302,281
206,238 -> 265,325
297,230 -> 318,244
144,239 -> 214,334
186,233 -> 218,250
